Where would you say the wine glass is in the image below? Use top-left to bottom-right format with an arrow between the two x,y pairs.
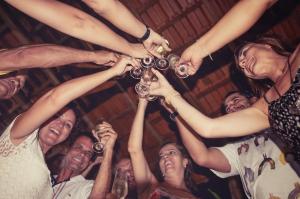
111,169 -> 128,199
130,67 -> 143,79
92,124 -> 106,154
135,82 -> 149,98
141,56 -> 155,69
167,54 -> 189,78
155,58 -> 169,70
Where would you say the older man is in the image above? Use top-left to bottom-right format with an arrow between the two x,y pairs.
52,122 -> 118,199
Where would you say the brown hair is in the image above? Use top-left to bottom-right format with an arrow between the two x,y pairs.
233,37 -> 291,96
155,141 -> 198,195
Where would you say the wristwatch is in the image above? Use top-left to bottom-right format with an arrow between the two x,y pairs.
137,26 -> 150,42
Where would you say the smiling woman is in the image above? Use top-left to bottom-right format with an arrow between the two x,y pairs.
128,98 -> 198,199
0,56 -> 136,198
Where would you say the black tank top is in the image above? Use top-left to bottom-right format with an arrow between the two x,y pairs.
264,66 -> 300,164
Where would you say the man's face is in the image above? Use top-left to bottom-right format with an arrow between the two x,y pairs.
64,136 -> 94,174
0,75 -> 26,99
224,92 -> 251,113
115,159 -> 136,190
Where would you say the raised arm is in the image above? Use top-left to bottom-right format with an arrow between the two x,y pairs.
180,0 -> 278,73
149,69 -> 269,138
82,0 -> 171,57
5,0 -> 148,58
128,99 -> 157,193
160,100 -> 230,172
11,56 -> 137,144
0,44 -> 118,71
89,122 -> 117,199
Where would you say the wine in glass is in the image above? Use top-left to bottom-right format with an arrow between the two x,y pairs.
167,54 -> 189,78
111,169 -> 128,199
92,123 -> 107,154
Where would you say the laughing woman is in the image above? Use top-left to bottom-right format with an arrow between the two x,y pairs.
128,98 -> 198,198
148,40 -> 300,173
0,56 -> 137,198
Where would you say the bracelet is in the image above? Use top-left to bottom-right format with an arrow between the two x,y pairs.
164,90 -> 181,105
138,26 -> 150,43
169,111 -> 179,121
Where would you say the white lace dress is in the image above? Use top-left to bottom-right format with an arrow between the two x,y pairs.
0,117 -> 53,199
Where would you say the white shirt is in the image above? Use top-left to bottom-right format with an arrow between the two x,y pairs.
0,117 -> 53,199
211,134 -> 300,199
53,175 -> 94,199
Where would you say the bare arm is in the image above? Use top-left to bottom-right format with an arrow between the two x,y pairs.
89,125 -> 117,199
11,56 -> 136,144
128,99 -> 157,193
161,102 -> 230,172
0,44 -> 118,71
149,69 -> 270,138
82,0 -> 171,57
180,0 -> 278,71
5,0 -> 148,58
82,0 -> 146,38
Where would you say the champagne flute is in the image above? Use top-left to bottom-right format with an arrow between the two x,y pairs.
111,169 -> 128,199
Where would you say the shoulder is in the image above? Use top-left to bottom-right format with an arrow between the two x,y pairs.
290,43 -> 300,69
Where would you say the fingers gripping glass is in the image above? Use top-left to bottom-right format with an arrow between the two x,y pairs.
92,126 -> 109,154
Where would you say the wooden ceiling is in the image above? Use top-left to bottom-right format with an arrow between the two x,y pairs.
0,0 -> 299,180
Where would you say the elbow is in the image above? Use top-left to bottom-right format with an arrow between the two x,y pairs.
82,0 -> 114,15
128,143 -> 140,156
42,87 -> 67,109
193,155 -> 209,167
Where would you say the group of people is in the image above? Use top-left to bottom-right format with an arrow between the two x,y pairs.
0,0 -> 299,198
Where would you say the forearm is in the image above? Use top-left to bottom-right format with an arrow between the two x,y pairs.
83,0 -> 146,39
5,0 -> 134,55
89,149 -> 113,199
175,117 -> 210,165
195,0 -> 277,56
128,103 -> 146,153
12,68 -> 117,140
0,44 -> 97,71
169,94 -> 269,138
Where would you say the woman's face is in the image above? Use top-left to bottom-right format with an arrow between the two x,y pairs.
158,143 -> 188,179
39,108 -> 76,147
237,43 -> 276,79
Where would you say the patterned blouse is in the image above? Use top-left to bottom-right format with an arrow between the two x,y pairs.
266,66 -> 300,164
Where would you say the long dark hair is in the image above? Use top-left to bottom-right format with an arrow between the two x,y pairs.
233,36 -> 291,96
155,142 -> 198,195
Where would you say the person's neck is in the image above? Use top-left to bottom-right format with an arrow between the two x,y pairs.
270,55 -> 289,83
164,175 -> 187,190
56,168 -> 77,184
39,139 -> 51,154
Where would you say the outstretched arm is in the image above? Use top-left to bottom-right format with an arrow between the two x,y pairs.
11,56 -> 137,144
89,122 -> 117,199
128,99 -> 157,193
0,44 -> 118,71
149,69 -> 269,138
160,100 -> 230,172
180,0 -> 278,73
82,0 -> 171,57
5,0 -> 148,58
